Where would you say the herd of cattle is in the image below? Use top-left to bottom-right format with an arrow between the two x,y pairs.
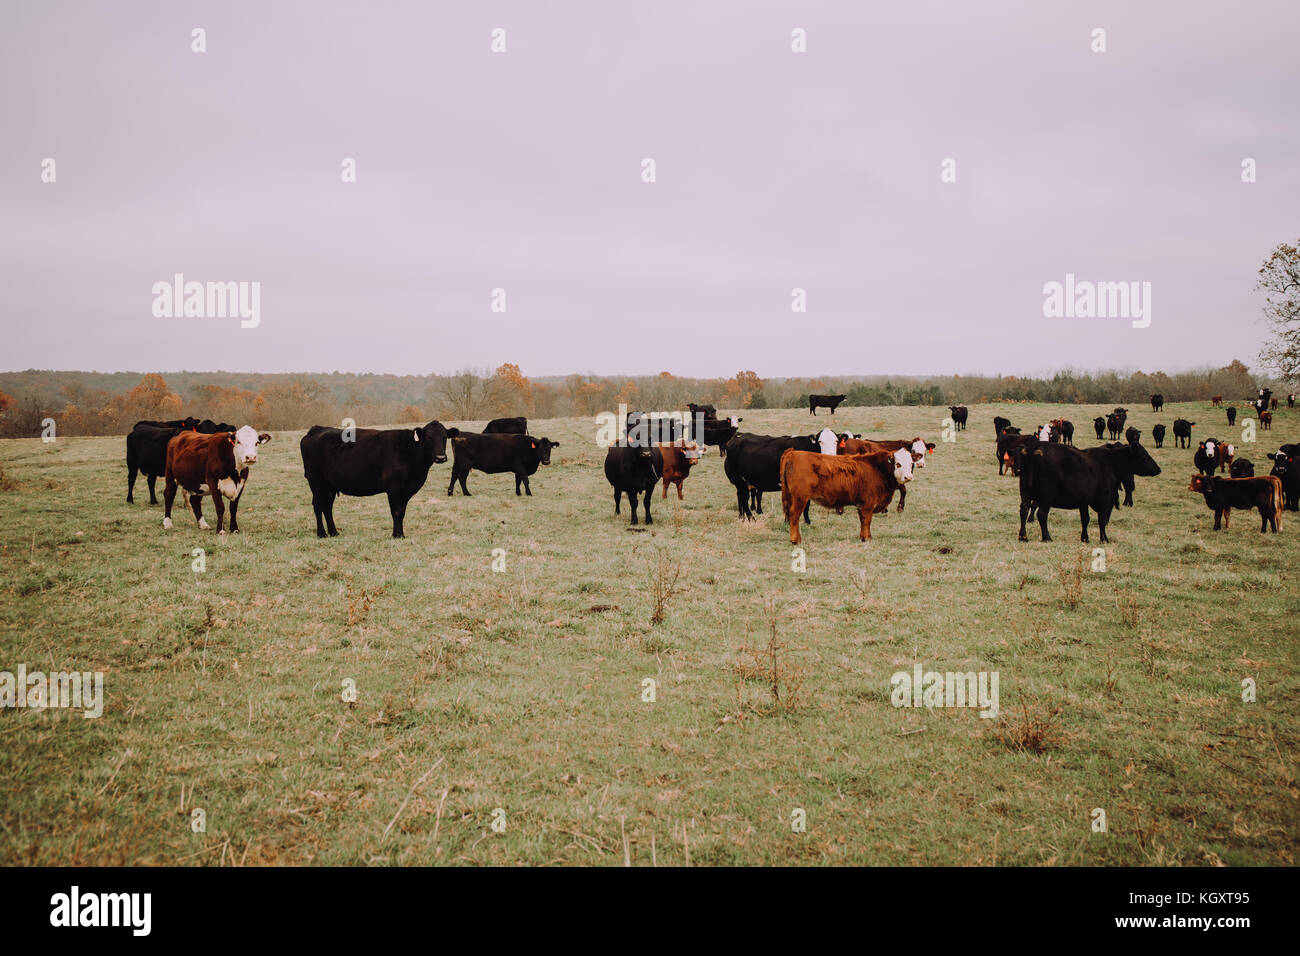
119,394 -> 1298,543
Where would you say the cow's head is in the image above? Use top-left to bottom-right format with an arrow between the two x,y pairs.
418,421 -> 457,464
1188,474 -> 1212,494
1125,441 -> 1161,478
531,438 -> 558,465
891,448 -> 915,484
232,426 -> 270,469
908,438 -> 932,467
1268,450 -> 1291,475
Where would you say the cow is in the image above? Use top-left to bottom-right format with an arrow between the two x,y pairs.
687,403 -> 718,421
135,417 -> 199,431
1260,410 -> 1273,431
809,394 -> 847,415
1254,388 -> 1273,417
1289,394 -> 1296,409
1049,419 -> 1074,445
657,441 -> 703,500
994,416 -> 1013,438
1212,396 -> 1223,407
1226,405 -> 1237,426
997,431 -> 1036,476
1016,440 -> 1161,543
1193,439 -> 1223,477
162,426 -> 271,533
482,417 -> 527,434
1188,474 -> 1283,533
724,433 -> 820,520
836,436 -> 933,512
1219,441 -> 1236,473
779,448 -> 914,546
1271,397 -> 1279,411
196,419 -> 237,434
1230,459 -> 1255,478
699,417 -> 740,456
818,427 -> 839,455
1150,394 -> 1164,412
1152,423 -> 1166,448
299,421 -> 457,538
446,434 -> 558,496
1092,416 -> 1106,440
604,444 -> 661,525
1267,444 -> 1300,511
1172,419 -> 1195,449
1106,412 -> 1126,441
626,412 -> 682,444
948,406 -> 968,431
126,423 -> 182,504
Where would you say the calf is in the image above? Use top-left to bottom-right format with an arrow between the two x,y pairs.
657,440 -> 703,499
809,393 -> 847,415
482,416 -> 527,434
604,445 -> 661,525
837,436 -> 933,512
994,416 -> 1013,438
1212,395 -> 1223,407
948,406 -> 968,431
1193,439 -> 1222,477
1150,393 -> 1164,412
447,434 -> 558,496
724,432 -> 820,520
1106,412 -> 1125,441
1226,406 -> 1237,426
1049,418 -> 1074,445
163,426 -> 271,533
127,423 -> 182,504
1267,445 -> 1300,511
1188,474 -> 1283,533
1230,459 -> 1254,478
299,420 -> 457,538
1271,397 -> 1279,411
1016,441 -> 1161,543
779,448 -> 914,545
1172,418 -> 1195,449
1092,416 -> 1106,440
1151,423 -> 1166,448
1260,410 -> 1273,431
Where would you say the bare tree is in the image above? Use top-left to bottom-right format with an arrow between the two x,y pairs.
1258,239 -> 1300,382
430,370 -> 501,421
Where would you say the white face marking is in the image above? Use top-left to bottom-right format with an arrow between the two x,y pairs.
911,439 -> 927,466
1225,444 -> 1234,457
1205,441 -> 1216,457
232,425 -> 262,469
892,448 -> 914,483
818,427 -> 837,455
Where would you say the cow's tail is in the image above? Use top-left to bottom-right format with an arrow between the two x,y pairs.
780,452 -> 795,520
1274,477 -> 1285,532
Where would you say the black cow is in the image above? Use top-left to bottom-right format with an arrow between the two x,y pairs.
1230,459 -> 1255,478
196,419 -> 236,434
447,434 -> 558,496
687,403 -> 718,421
1092,416 -> 1106,440
1106,412 -> 1126,441
1188,474 -> 1282,533
1152,423 -> 1166,448
997,431 -> 1034,475
1016,441 -> 1161,543
1226,406 -> 1237,426
126,423 -> 182,504
1267,444 -> 1300,511
994,416 -> 1013,438
1055,419 -> 1074,445
809,394 -> 847,415
1150,394 -> 1163,412
724,433 -> 819,519
134,417 -> 199,431
483,417 -> 527,434
300,421 -> 457,538
948,406 -> 968,431
1172,419 -> 1195,449
1253,388 -> 1273,417
699,418 -> 740,456
1193,439 -> 1225,477
1125,427 -> 1141,445
626,412 -> 682,444
604,445 -> 662,525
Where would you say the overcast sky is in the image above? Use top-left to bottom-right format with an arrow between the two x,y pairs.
2,1 -> 1297,379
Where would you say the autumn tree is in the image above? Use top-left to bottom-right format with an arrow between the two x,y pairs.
491,363 -> 535,416
1258,239 -> 1300,382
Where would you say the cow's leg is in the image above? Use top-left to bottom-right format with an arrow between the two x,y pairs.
523,473 -> 531,495
127,460 -> 137,504
388,491 -> 407,538
614,487 -> 623,514
1018,501 -> 1030,541
733,484 -> 750,519
643,489 -> 653,525
663,478 -> 670,499
208,489 -> 223,533
147,474 -> 159,505
1037,505 -> 1051,542
897,485 -> 907,513
1123,479 -> 1134,507
858,504 -> 873,541
629,490 -> 639,525
788,497 -> 804,545
803,503 -> 811,525
227,492 -> 240,534
1078,506 -> 1090,542
163,478 -> 177,528
676,480 -> 683,501
324,491 -> 339,536
754,490 -> 763,515
312,491 -> 327,538
1096,503 -> 1113,543
1222,508 -> 1230,530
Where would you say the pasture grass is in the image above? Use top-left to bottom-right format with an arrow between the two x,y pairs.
0,401 -> 1296,866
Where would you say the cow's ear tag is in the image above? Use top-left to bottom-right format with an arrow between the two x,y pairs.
531,441 -> 536,449
413,430 -> 420,441
838,439 -> 845,448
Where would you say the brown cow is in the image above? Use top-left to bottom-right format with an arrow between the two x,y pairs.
1188,474 -> 1283,533
656,440 -> 704,499
1261,410 -> 1273,431
1212,396 -> 1223,407
835,436 -> 933,513
779,448 -> 914,545
163,425 -> 271,533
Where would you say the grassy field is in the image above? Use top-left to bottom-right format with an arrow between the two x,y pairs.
0,401 -> 1296,866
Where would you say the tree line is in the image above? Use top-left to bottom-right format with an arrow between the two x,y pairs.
0,360 -> 1283,438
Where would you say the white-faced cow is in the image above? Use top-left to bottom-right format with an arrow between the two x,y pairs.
163,426 -> 271,533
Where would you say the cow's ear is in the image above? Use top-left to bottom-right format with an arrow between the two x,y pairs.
446,427 -> 460,437
926,443 -> 936,451
258,432 -> 272,444
551,441 -> 560,448
227,433 -> 236,445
